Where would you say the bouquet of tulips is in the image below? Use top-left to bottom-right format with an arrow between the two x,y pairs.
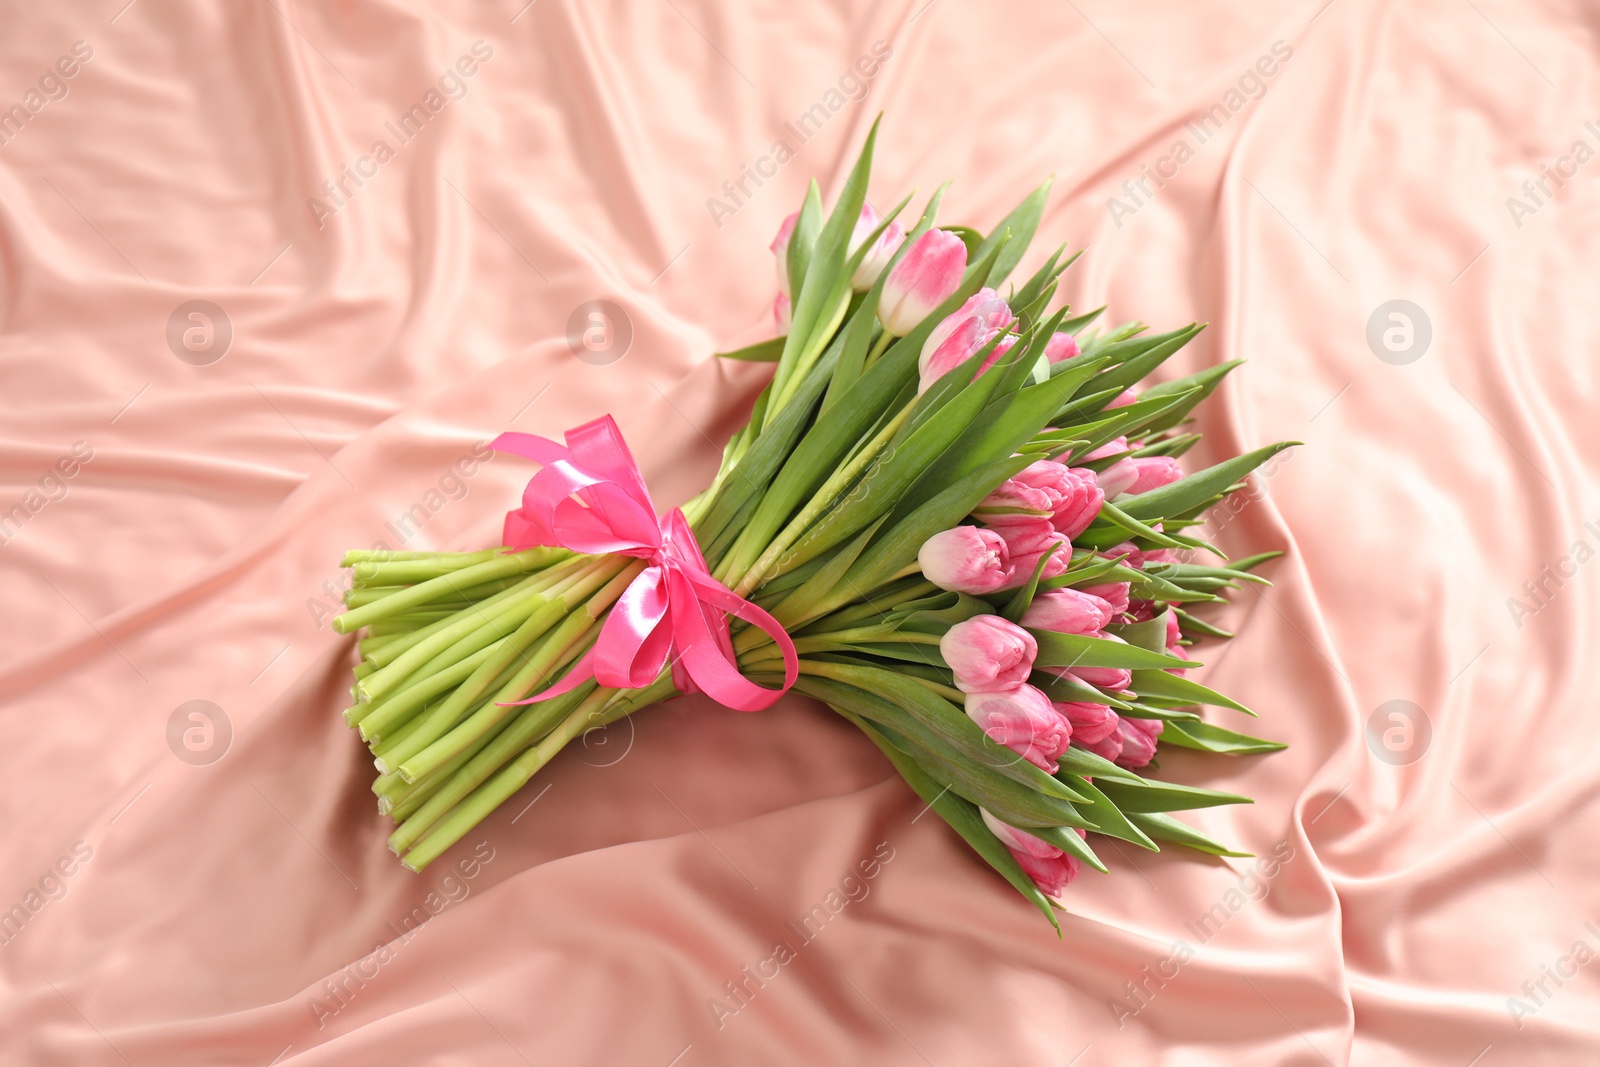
331,119 -> 1293,926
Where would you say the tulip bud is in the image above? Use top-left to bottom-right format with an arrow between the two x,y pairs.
1044,332 -> 1080,363
1164,611 -> 1188,676
1021,589 -> 1115,635
1056,663 -> 1132,692
771,212 -> 798,298
1082,582 -> 1131,616
941,615 -> 1037,694
980,808 -> 1083,899
1006,461 -> 1103,539
1125,456 -> 1183,496
995,519 -> 1070,586
1108,389 -> 1138,408
1080,728 -> 1123,764
850,202 -> 905,292
1052,700 -> 1120,744
1094,458 -> 1140,499
1114,717 -> 1163,768
919,526 -> 1012,594
878,229 -> 968,336
1084,436 -> 1128,462
917,288 -> 1015,393
964,685 -> 1071,772
972,478 -> 1054,528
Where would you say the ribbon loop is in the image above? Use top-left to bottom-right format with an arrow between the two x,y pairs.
489,416 -> 798,712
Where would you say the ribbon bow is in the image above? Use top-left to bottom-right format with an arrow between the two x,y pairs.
489,415 -> 798,711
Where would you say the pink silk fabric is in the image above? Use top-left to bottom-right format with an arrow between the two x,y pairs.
2,2 -> 1597,1064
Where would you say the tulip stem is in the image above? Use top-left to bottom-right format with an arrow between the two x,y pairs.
865,330 -> 894,368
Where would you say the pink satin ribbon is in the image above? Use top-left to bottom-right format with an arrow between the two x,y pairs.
489,415 -> 797,711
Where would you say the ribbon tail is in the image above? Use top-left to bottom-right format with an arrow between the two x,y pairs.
675,570 -> 799,712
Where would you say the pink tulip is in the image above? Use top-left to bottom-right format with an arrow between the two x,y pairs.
964,685 -> 1072,772
1059,663 -> 1133,691
1083,582 -> 1130,616
1101,541 -> 1146,570
996,519 -> 1070,586
941,615 -> 1037,694
773,293 -> 791,333
1085,436 -> 1130,462
917,288 -> 1017,393
850,203 -> 905,292
771,212 -> 798,298
1126,456 -> 1183,496
973,474 -> 1055,528
1164,611 -> 1188,676
879,229 -> 968,336
919,526 -> 1012,594
981,808 -> 1082,899
1021,588 -> 1115,635
1108,389 -> 1139,408
1044,332 -> 1080,363
1008,461 -> 1104,539
1114,717 -> 1163,768
1053,700 -> 1120,745
1080,728 -> 1122,763
1095,458 -> 1140,499
1083,437 -> 1138,499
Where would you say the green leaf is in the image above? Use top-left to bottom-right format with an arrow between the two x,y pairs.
1087,324 -> 1205,396
1054,744 -> 1143,783
1009,243 -> 1066,314
695,334 -> 843,560
1138,359 -> 1243,434
824,190 -> 932,412
1028,823 -> 1108,873
764,517 -> 887,626
777,335 -> 1013,573
898,352 -> 1111,511
1030,670 -> 1132,711
1118,442 -> 1300,522
1128,812 -> 1251,858
1152,562 -> 1271,587
1000,542 -> 1063,623
1059,774 -> 1158,849
769,118 -> 881,418
1092,777 -> 1253,814
1053,305 -> 1105,339
786,181 -> 823,309
801,663 -> 1090,804
1230,550 -> 1285,573
971,176 -> 1053,290
801,677 -> 1092,827
1105,611 -> 1171,654
1173,608 -> 1234,640
1130,667 -> 1256,716
832,456 -> 1035,613
718,323 -> 922,578
1031,631 -> 1200,670
847,713 -> 1062,928
715,336 -> 786,362
1158,719 -> 1285,755
1094,501 -> 1189,550
1115,701 -> 1202,723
